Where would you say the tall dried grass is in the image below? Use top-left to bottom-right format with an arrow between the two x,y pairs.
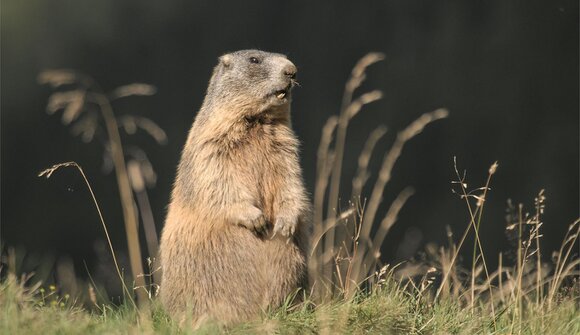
309,52 -> 448,299
38,72 -> 165,306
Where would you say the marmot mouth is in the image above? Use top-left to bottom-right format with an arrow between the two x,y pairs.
273,82 -> 293,100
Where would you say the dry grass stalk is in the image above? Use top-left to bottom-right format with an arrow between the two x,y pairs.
313,116 -> 339,239
351,125 -> 387,201
362,187 -> 415,275
360,108 -> 449,241
127,160 -> 161,287
449,159 -> 497,327
38,162 -> 137,309
324,52 -> 385,265
547,218 -> 580,307
533,189 -> 545,305
92,93 -> 148,306
310,116 -> 340,298
435,159 -> 497,302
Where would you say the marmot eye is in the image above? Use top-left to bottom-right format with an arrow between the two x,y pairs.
249,57 -> 260,64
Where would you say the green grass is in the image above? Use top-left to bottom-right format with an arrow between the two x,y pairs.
1,270 -> 578,334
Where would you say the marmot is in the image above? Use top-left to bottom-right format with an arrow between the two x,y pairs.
159,50 -> 311,326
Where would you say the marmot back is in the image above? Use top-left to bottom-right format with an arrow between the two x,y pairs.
159,50 -> 311,327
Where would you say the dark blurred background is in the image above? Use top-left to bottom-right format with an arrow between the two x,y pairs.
2,1 -> 578,285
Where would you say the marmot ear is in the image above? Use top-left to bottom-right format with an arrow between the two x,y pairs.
219,54 -> 232,68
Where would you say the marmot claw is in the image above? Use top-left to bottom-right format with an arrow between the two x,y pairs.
273,215 -> 297,238
236,206 -> 267,235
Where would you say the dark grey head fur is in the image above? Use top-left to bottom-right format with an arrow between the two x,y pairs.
198,50 -> 298,119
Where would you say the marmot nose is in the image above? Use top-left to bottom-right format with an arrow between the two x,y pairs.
283,63 -> 297,79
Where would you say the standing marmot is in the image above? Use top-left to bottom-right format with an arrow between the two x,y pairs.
159,50 -> 311,326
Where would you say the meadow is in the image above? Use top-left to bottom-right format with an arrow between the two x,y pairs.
1,54 -> 578,334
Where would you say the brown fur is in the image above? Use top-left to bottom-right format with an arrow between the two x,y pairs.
159,50 -> 311,327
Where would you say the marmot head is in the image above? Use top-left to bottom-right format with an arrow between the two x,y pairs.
204,50 -> 298,116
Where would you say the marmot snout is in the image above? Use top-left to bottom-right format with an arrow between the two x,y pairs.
159,49 -> 311,327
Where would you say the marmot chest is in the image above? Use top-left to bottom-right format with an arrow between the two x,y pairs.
238,123 -> 297,218
239,122 -> 296,174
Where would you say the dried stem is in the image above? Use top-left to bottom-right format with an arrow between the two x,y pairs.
361,109 -> 448,240
351,125 -> 388,201
534,189 -> 545,305
325,53 -> 385,264
547,219 -> 580,306
89,93 -> 148,307
314,116 -> 339,236
310,116 -> 339,297
435,158 -> 497,307
134,189 -> 161,286
454,160 -> 497,329
365,188 -> 414,270
38,162 -> 137,309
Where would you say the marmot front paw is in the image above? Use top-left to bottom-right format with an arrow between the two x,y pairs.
235,206 -> 267,235
273,215 -> 297,238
